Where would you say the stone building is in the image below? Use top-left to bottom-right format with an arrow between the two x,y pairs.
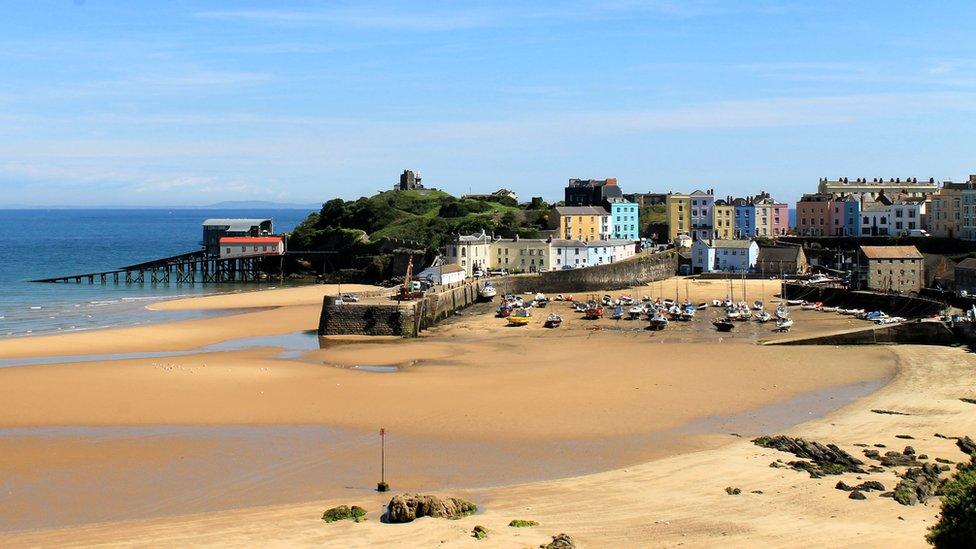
954,258 -> 976,294
396,169 -> 424,191
857,245 -> 924,294
755,246 -> 808,276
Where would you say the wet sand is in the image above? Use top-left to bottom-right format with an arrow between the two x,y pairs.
0,277 -> 931,544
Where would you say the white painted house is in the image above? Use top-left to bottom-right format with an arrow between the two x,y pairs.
218,236 -> 285,259
416,263 -> 466,286
691,239 -> 759,273
551,239 -> 589,269
444,230 -> 493,277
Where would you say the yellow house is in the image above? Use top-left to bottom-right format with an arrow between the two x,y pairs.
711,200 -> 735,239
550,206 -> 610,242
666,193 -> 691,241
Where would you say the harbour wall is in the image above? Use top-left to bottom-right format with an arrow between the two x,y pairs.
781,283 -> 944,319
318,250 -> 678,337
491,250 -> 677,295
765,320 -> 957,346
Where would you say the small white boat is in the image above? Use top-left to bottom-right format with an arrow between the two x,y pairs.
755,310 -> 772,323
628,306 -> 644,320
711,299 -> 723,307
821,306 -> 838,313
753,300 -> 764,311
787,299 -> 805,306
479,283 -> 497,301
649,312 -> 669,331
775,305 -> 789,319
545,314 -> 562,328
775,318 -> 794,332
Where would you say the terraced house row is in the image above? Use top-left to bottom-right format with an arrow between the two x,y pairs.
665,189 -> 789,241
445,231 -> 637,277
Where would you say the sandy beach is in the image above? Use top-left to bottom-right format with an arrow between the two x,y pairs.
0,278 -> 971,546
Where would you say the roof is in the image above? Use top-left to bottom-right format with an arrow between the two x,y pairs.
697,239 -> 756,249
439,263 -> 465,274
955,258 -> 976,271
859,245 -> 923,260
757,246 -> 804,263
203,218 -> 271,232
587,239 -> 636,247
554,206 -> 609,216
457,230 -> 491,242
219,236 -> 282,245
549,239 -> 587,247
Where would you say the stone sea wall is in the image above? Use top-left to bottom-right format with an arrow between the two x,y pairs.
319,250 -> 678,337
493,250 -> 677,295
781,283 -> 945,319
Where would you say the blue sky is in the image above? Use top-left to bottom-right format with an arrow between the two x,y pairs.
2,1 -> 976,206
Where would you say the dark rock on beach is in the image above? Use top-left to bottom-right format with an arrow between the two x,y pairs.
956,436 -> 976,456
541,533 -> 577,549
892,463 -> 943,506
849,490 -> 867,500
857,481 -> 886,492
871,409 -> 911,416
895,434 -> 914,440
753,436 -> 864,477
835,481 -> 854,491
386,494 -> 477,523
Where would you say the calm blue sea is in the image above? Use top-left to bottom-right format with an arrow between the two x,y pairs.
0,209 -> 312,338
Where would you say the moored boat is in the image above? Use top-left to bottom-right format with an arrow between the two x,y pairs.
585,305 -> 604,319
628,305 -> 644,320
544,314 -> 562,328
775,304 -> 789,319
507,308 -> 531,326
648,311 -> 669,331
479,282 -> 497,301
611,306 -> 625,320
755,310 -> 772,323
713,319 -> 735,332
775,318 -> 793,332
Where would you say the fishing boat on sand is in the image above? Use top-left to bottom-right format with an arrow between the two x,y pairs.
496,303 -> 512,317
611,306 -> 625,320
628,305 -> 644,320
479,282 -> 497,301
544,314 -> 562,328
755,310 -> 772,323
507,308 -> 531,326
648,311 -> 669,331
775,318 -> 793,332
585,305 -> 605,319
713,319 -> 735,332
775,304 -> 789,319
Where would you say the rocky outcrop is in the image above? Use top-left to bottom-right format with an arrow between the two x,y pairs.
893,463 -> 943,506
753,436 -> 864,477
541,533 -> 577,549
386,494 -> 477,523
957,436 -> 976,456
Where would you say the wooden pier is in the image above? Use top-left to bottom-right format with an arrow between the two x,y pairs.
32,251 -> 284,285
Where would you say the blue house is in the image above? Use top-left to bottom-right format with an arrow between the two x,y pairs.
841,195 -> 861,236
733,199 -> 755,238
607,198 -> 640,241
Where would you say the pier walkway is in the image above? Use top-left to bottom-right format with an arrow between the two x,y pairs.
32,251 -> 283,285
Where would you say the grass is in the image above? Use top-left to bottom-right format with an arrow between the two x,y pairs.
508,519 -> 539,528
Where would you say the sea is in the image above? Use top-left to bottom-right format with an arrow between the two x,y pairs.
0,209 -> 312,338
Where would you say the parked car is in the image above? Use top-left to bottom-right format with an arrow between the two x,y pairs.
488,269 -> 509,276
473,269 -> 485,278
340,293 -> 360,303
907,229 -> 931,237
